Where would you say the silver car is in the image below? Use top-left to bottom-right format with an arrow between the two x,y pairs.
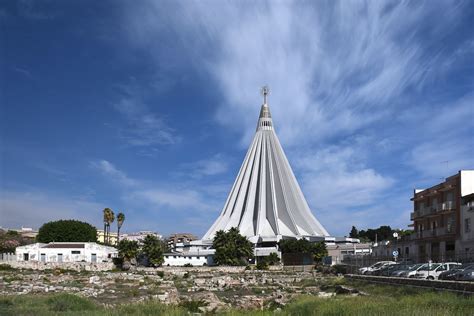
399,263 -> 428,278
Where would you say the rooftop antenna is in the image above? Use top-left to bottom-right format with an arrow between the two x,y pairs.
261,86 -> 270,104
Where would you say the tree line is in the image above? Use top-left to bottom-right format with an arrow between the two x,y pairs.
349,225 -> 413,242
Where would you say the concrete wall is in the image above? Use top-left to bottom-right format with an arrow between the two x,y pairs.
6,261 -> 115,271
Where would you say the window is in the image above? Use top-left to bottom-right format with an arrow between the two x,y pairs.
465,218 -> 471,233
71,251 -> 80,254
197,256 -> 200,259
173,256 -> 177,258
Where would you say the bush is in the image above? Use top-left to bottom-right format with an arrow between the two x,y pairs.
0,264 -> 14,271
279,239 -> 327,263
37,220 -> 97,243
213,228 -> 253,266
141,234 -> 165,267
333,264 -> 349,275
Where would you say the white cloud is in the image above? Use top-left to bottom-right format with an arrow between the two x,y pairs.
296,145 -> 394,209
0,190 -> 105,230
118,1 -> 472,235
178,154 -> 229,178
112,79 -> 180,149
124,1 -> 464,146
90,160 -> 138,187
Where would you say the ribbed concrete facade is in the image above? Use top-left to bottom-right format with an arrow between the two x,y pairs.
203,92 -> 329,242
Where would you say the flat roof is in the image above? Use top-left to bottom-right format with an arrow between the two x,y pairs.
42,243 -> 85,249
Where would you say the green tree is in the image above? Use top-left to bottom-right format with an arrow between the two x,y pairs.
117,239 -> 139,269
117,212 -> 125,243
312,241 -> 328,262
279,239 -> 327,263
213,227 -> 253,266
36,220 -> 97,243
141,234 -> 165,267
349,226 -> 359,238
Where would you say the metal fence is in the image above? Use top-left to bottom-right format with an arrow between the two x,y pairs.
341,251 -> 474,275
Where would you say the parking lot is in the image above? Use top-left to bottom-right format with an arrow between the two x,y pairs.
356,260 -> 474,281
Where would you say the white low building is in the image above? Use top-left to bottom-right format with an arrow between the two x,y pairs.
164,249 -> 215,266
16,242 -> 118,263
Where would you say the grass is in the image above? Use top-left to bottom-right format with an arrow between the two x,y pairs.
0,282 -> 473,315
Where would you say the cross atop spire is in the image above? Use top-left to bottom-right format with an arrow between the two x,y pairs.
261,86 -> 270,104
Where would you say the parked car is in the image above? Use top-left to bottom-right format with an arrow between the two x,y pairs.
391,263 -> 422,277
438,263 -> 474,280
414,262 -> 461,280
456,265 -> 474,281
367,262 -> 397,275
359,261 -> 396,275
399,263 -> 429,278
373,263 -> 412,276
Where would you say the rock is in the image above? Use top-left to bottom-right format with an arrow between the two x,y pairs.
317,292 -> 336,298
89,276 -> 100,284
335,285 -> 358,294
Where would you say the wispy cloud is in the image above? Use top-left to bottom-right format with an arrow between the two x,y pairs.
122,1 -> 473,235
12,66 -> 33,78
88,158 -> 226,235
0,190 -> 105,230
90,160 -> 138,187
112,80 -> 180,150
178,154 -> 229,179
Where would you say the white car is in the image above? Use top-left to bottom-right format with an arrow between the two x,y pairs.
359,261 -> 396,275
400,263 -> 428,278
414,262 -> 461,280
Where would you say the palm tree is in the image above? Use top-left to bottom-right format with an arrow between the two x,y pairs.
106,209 -> 115,245
103,208 -> 111,244
117,212 -> 125,243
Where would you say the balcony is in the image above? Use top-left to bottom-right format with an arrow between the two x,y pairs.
441,201 -> 456,212
434,226 -> 456,236
432,203 -> 441,213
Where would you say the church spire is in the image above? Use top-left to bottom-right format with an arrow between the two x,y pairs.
261,85 -> 269,105
259,86 -> 272,120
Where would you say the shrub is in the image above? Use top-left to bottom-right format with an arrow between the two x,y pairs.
333,264 -> 349,275
141,234 -> 165,267
213,228 -> 253,266
0,264 -> 14,271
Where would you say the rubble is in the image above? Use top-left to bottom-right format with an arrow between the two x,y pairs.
0,265 -> 363,309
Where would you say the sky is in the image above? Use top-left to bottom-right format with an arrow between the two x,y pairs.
1,0 -> 473,237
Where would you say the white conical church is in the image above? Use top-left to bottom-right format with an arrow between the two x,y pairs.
203,87 -> 330,244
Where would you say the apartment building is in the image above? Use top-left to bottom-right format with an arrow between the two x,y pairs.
411,170 -> 474,262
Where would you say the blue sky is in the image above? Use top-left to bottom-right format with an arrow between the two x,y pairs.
1,0 -> 473,237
